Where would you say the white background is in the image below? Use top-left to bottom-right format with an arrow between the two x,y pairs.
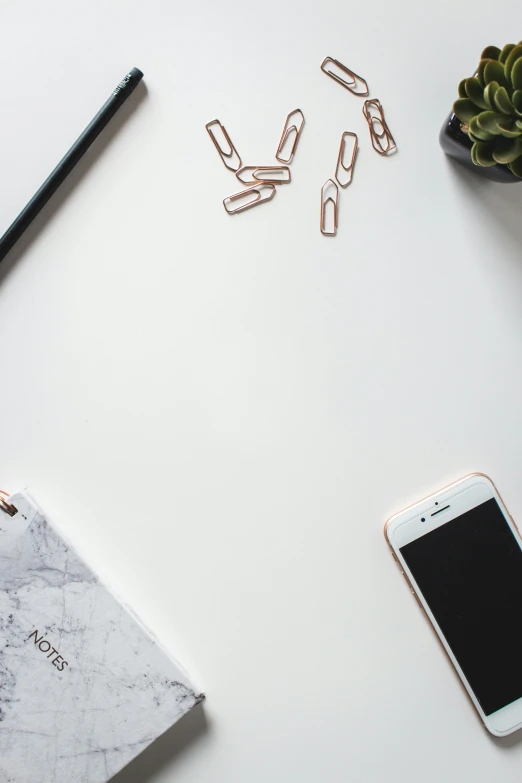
2,1 -> 522,781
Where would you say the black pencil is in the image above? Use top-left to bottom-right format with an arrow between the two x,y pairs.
0,67 -> 144,264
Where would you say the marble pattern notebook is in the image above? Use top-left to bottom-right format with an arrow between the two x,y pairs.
0,489 -> 203,783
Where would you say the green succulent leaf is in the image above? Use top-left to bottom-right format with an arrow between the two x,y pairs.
497,119 -> 521,137
509,155 -> 522,177
477,59 -> 491,86
469,116 -> 496,141
469,128 -> 499,142
484,81 -> 499,109
458,79 -> 468,98
473,142 -> 497,166
476,110 -> 505,134
512,57 -> 522,90
493,85 -> 513,114
465,77 -> 488,108
505,45 -> 522,79
492,137 -> 521,163
471,143 -> 480,166
513,90 -> 522,115
516,119 -> 522,131
500,43 -> 516,63
484,60 -> 509,88
481,45 -> 501,61
453,98 -> 480,124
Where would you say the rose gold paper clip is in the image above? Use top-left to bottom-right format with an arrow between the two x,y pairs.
224,184 -> 276,215
0,489 -> 17,517
335,132 -> 358,188
363,99 -> 397,156
320,57 -> 369,97
206,119 -> 242,171
320,179 -> 339,236
276,109 -> 305,164
236,166 -> 291,185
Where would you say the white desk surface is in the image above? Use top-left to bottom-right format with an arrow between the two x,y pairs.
2,2 -> 522,781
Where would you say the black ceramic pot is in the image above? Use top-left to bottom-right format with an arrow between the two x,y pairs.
439,112 -> 521,184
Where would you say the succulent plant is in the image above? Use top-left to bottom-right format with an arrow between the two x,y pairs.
453,42 -> 522,177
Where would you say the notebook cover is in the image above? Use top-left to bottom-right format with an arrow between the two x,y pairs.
0,490 -> 203,783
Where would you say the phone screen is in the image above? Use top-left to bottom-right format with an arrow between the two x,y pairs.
400,497 -> 522,716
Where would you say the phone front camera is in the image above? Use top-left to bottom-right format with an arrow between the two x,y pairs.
421,517 -> 426,522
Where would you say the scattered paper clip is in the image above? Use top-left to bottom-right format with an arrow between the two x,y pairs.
320,57 -> 369,97
223,184 -> 276,215
206,119 -> 242,171
335,132 -> 358,188
363,99 -> 397,156
320,179 -> 339,236
236,165 -> 291,185
276,109 -> 305,164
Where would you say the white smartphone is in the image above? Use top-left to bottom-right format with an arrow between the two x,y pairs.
385,473 -> 522,737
